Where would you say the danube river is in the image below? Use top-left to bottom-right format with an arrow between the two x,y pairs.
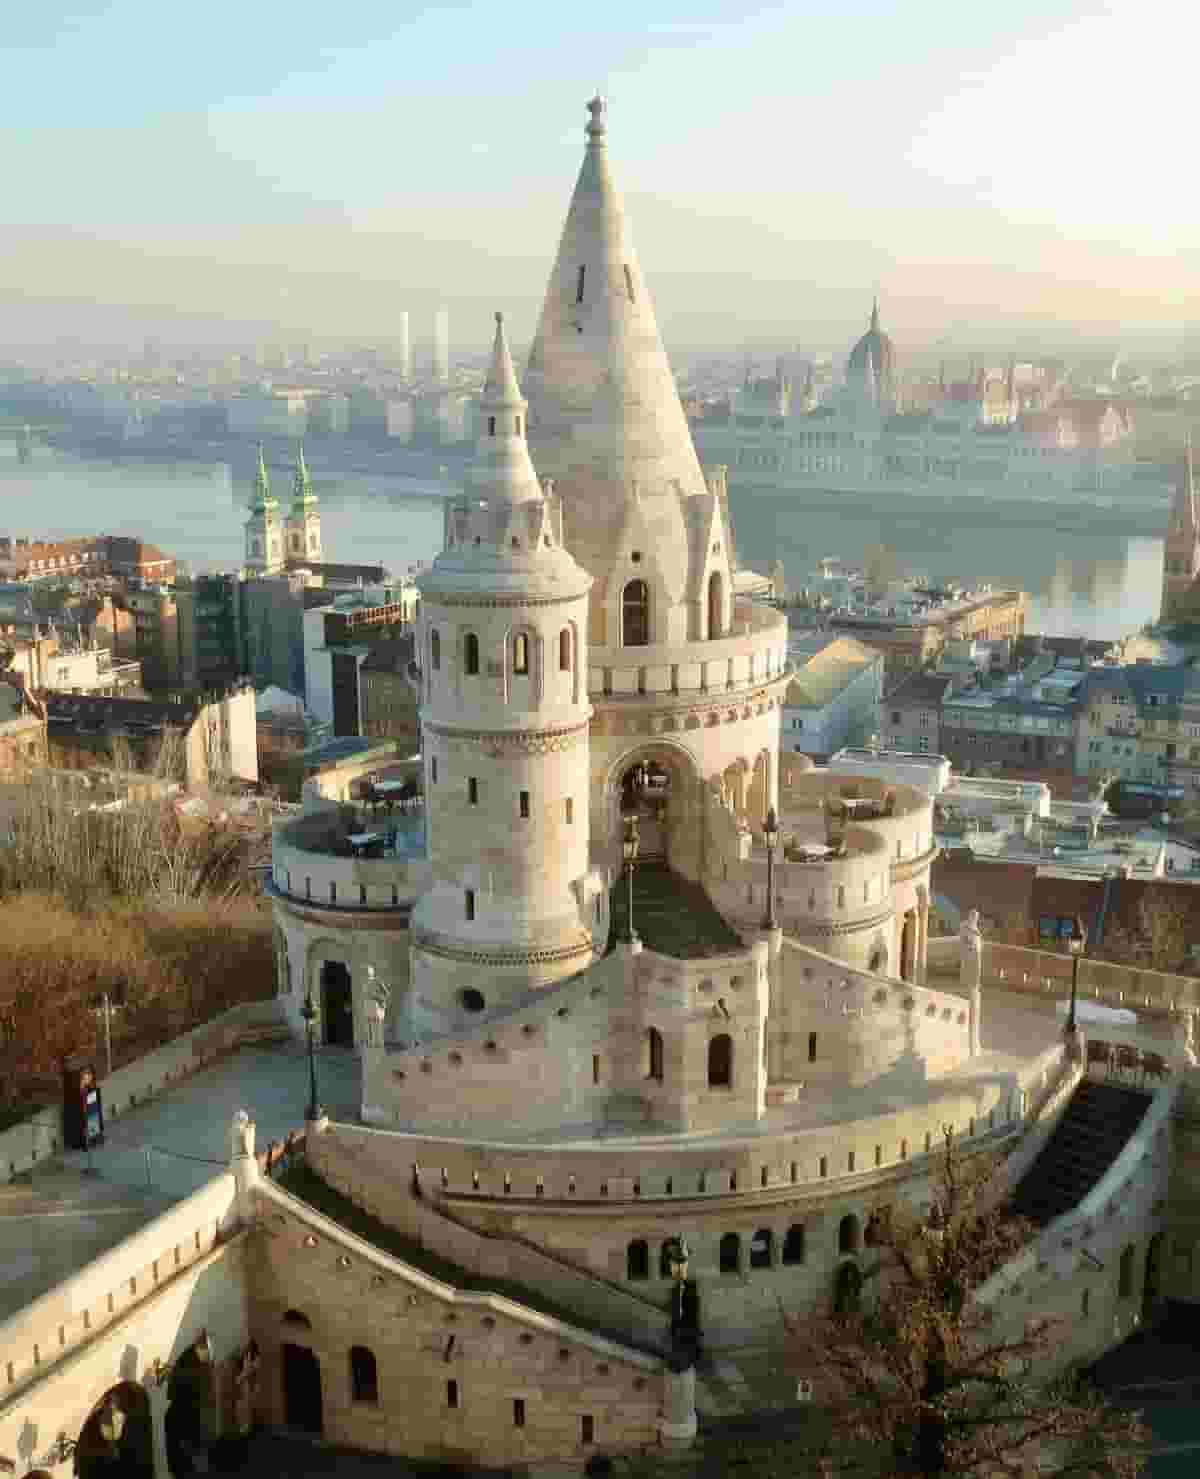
0,444 -> 1164,642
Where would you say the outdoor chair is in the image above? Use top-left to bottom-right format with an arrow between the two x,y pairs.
1114,1044 -> 1139,1080
1085,1039 -> 1113,1076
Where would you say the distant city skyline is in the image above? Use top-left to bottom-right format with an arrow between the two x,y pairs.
4,1 -> 1195,352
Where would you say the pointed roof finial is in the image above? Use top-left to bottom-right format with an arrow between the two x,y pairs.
482,310 -> 525,410
252,442 -> 274,509
586,94 -> 607,142
292,442 -> 315,506
870,297 -> 880,333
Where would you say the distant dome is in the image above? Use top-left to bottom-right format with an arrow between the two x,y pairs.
846,300 -> 897,394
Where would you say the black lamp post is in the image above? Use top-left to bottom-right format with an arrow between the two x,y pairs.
761,806 -> 780,929
300,989 -> 323,1121
1065,914 -> 1087,1038
622,814 -> 640,945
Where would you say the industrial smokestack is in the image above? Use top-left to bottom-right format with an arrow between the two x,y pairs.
398,311 -> 411,383
433,307 -> 450,385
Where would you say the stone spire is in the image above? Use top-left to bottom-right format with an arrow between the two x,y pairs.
291,444 -> 317,511
522,96 -> 712,613
251,444 -> 275,512
869,297 -> 880,334
1175,434 -> 1198,539
464,312 -> 543,521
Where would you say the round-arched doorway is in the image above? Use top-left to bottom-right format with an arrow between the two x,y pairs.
76,1383 -> 153,1479
165,1342 -> 218,1477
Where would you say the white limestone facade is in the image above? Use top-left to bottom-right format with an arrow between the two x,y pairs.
409,316 -> 604,1025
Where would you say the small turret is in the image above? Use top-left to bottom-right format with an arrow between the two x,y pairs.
1161,434 -> 1200,624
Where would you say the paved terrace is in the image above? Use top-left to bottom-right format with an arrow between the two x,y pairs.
0,1042 -> 359,1318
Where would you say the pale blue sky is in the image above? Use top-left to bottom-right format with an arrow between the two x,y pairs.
2,1 -> 1194,348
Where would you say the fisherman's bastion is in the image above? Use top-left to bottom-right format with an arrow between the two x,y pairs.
3,98 -> 1200,1479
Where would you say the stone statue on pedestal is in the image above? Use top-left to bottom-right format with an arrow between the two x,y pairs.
364,966 -> 390,1047
1172,1007 -> 1197,1068
229,1110 -> 256,1162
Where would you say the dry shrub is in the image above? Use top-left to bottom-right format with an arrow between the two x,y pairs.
0,892 -> 273,1117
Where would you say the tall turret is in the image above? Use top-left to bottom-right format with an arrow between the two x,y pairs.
244,444 -> 283,574
286,445 -> 322,565
1161,437 -> 1200,624
522,97 -> 728,649
410,314 -> 601,1028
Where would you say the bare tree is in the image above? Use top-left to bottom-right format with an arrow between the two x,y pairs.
781,1133 -> 1149,1478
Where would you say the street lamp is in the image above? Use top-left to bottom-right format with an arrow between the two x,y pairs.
1065,914 -> 1087,1038
300,989 -> 324,1121
150,1329 -> 213,1388
761,807 -> 780,930
622,814 -> 640,945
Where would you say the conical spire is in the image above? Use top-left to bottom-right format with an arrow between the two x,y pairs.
523,97 -> 708,592
291,444 -> 316,509
482,312 -> 524,410
869,297 -> 880,334
251,444 -> 275,511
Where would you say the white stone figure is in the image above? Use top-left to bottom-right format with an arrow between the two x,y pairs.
364,965 -> 390,1047
1172,1007 -> 1198,1067
230,1109 -> 256,1162
960,909 -> 984,1057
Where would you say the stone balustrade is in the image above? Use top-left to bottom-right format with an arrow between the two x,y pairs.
270,806 -> 431,914
0,1173 -> 239,1401
587,599 -> 788,702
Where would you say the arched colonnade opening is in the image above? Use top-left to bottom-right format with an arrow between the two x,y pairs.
76,1383 -> 154,1479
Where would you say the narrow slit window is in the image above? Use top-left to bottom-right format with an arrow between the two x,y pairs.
468,777 -> 478,805
576,265 -> 586,304
565,797 -> 574,824
513,633 -> 530,675
465,889 -> 476,922
623,264 -> 636,302
447,1379 -> 459,1409
488,415 -> 496,436
520,790 -> 530,819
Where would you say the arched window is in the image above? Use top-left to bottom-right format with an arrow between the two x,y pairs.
1118,1244 -> 1135,1298
464,633 -> 479,675
708,570 -> 724,639
626,1239 -> 649,1281
782,1225 -> 805,1266
282,1309 -> 312,1329
749,1228 -> 773,1270
622,579 -> 649,647
707,1033 -> 732,1088
431,629 -> 441,671
645,1027 -> 664,1083
559,627 -> 572,671
719,1233 -> 741,1274
513,632 -> 530,676
838,1215 -> 861,1255
349,1345 -> 378,1404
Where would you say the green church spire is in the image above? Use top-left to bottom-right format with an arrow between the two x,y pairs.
251,443 -> 276,512
292,443 -> 317,509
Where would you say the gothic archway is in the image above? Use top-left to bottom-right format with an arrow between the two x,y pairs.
76,1383 -> 154,1479
604,740 -> 702,880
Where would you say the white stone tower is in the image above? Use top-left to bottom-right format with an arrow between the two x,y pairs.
523,97 -> 790,878
410,313 -> 602,1030
286,445 -> 323,565
244,444 -> 283,574
1162,438 -> 1200,624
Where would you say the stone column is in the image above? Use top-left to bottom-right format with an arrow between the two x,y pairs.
660,1365 -> 698,1446
959,911 -> 983,1059
148,1379 -> 170,1479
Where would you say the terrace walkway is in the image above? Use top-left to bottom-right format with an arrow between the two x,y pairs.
609,863 -> 745,960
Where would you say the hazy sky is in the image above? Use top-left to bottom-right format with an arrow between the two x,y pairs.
3,1 -> 1196,353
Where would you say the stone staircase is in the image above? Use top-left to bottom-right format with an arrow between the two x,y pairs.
1009,1079 -> 1153,1227
609,862 -> 745,960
